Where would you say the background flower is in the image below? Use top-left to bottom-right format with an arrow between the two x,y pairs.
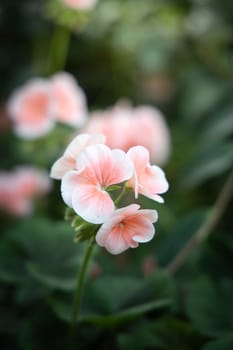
0,167 -> 51,216
82,102 -> 171,165
61,0 -> 98,10
7,79 -> 53,139
50,72 -> 87,127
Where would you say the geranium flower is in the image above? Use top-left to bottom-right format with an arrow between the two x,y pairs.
133,106 -> 170,165
62,0 -> 97,10
50,133 -> 105,179
50,72 -> 87,127
0,167 -> 51,217
96,204 -> 158,254
61,144 -> 133,224
82,101 -> 171,165
127,146 -> 169,202
7,78 -> 53,139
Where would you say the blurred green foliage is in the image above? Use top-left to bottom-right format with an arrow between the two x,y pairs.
0,0 -> 233,349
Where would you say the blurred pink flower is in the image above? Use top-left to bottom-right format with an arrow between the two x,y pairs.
61,144 -> 133,223
50,133 -> 105,179
96,204 -> 158,255
133,106 -> 170,165
62,0 -> 97,10
127,146 -> 169,202
0,167 -> 51,217
7,72 -> 88,139
82,102 -> 171,165
14,167 -> 51,197
50,72 -> 87,127
142,255 -> 157,276
7,78 -> 53,139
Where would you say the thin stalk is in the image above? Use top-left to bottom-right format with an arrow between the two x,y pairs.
114,184 -> 128,206
166,170 -> 233,274
47,25 -> 71,74
68,236 -> 95,347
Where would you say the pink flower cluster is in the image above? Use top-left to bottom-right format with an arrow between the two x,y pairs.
62,0 -> 98,10
82,102 -> 171,165
0,167 -> 51,217
50,134 -> 169,254
7,72 -> 87,139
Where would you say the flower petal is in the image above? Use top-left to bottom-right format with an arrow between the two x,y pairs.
76,144 -> 133,187
72,185 -> 114,224
96,204 -> 157,254
50,156 -> 76,179
61,170 -> 82,207
65,133 -> 105,158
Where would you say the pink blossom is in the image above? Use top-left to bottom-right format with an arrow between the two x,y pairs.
96,204 -> 158,255
13,167 -> 51,197
0,167 -> 51,217
50,133 -> 105,179
62,0 -> 97,10
61,144 -> 133,223
7,78 -> 53,139
133,106 -> 170,165
127,146 -> 169,202
50,72 -> 87,127
82,102 -> 171,165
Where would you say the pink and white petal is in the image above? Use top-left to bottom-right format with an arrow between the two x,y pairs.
137,165 -> 169,201
72,185 -> 115,224
139,187 -> 165,203
50,156 -> 76,179
14,118 -> 54,139
103,226 -> 131,255
75,144 -> 109,181
148,166 -> 169,193
76,144 -> 133,186
127,170 -> 138,198
124,215 -> 155,243
114,203 -> 140,217
61,170 -> 81,207
127,146 -> 150,171
65,133 -> 105,159
132,218 -> 155,243
107,149 -> 134,185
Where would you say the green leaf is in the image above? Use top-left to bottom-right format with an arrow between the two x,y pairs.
117,316 -> 203,350
82,299 -> 170,326
180,72 -> 226,121
6,218 -> 88,291
49,272 -> 172,325
0,238 -> 26,284
50,295 -> 170,326
181,142 -> 233,188
202,105 -> 233,143
85,275 -> 144,314
202,334 -> 233,350
186,277 -> 233,337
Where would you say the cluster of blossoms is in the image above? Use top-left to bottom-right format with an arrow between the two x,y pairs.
82,101 -> 170,165
7,72 -> 87,139
61,0 -> 98,10
0,167 -> 51,217
50,134 -> 169,254
6,73 -> 170,168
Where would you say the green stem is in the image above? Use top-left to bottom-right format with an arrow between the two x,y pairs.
166,170 -> 233,274
69,236 -> 95,346
114,184 -> 128,206
47,25 -> 71,74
